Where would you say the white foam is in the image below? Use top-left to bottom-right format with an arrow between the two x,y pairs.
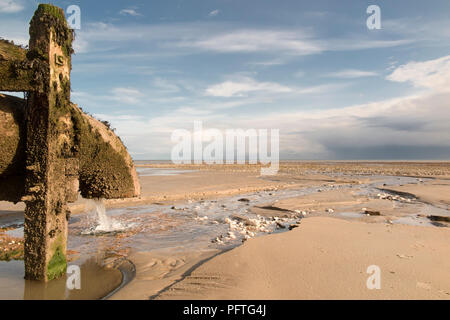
82,199 -> 131,234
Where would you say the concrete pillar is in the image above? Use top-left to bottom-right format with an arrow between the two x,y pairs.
23,4 -> 75,281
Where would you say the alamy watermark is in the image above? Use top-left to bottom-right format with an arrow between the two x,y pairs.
366,5 -> 381,30
66,5 -> 81,30
171,121 -> 279,175
366,265 -> 381,290
66,265 -> 81,290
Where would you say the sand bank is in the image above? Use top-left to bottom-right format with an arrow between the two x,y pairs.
381,179 -> 450,207
155,217 -> 450,300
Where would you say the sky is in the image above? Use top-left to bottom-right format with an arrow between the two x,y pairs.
1,0 -> 450,160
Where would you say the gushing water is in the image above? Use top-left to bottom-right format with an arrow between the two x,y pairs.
81,199 -> 131,235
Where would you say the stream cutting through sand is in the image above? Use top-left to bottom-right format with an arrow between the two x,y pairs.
0,169 -> 448,299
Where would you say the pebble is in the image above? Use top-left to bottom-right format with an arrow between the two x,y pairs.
276,222 -> 286,229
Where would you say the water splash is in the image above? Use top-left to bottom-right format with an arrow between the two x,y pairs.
81,199 -> 131,235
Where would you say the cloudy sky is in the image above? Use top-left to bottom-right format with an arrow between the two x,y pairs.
1,0 -> 450,160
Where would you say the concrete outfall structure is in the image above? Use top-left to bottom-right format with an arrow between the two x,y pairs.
0,4 -> 140,281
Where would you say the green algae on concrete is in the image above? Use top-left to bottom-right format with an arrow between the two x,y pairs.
0,39 -> 27,61
70,106 -> 138,199
0,40 -> 34,92
46,246 -> 67,281
30,4 -> 73,60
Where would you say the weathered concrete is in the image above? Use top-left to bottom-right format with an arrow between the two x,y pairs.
0,97 -> 141,203
0,4 -> 140,281
0,94 -> 26,203
0,40 -> 34,91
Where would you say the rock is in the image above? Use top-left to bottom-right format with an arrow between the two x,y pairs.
289,224 -> 299,230
212,237 -> 223,244
256,205 -> 294,213
230,214 -> 258,227
428,215 -> 450,223
238,198 -> 250,202
294,209 -> 307,216
364,210 -> 381,216
325,208 -> 334,214
227,231 -> 236,239
276,222 -> 286,229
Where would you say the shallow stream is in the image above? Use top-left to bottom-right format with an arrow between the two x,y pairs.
0,172 -> 448,299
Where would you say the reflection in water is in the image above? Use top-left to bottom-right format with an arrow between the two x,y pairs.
0,257 -> 123,300
136,167 -> 195,177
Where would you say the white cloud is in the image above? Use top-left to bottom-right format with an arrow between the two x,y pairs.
208,9 -> 220,17
205,77 -> 292,97
205,76 -> 344,98
383,17 -> 450,43
178,29 -> 324,55
96,89 -> 450,160
387,55 -> 450,91
152,78 -> 180,93
111,87 -> 144,105
293,71 -> 305,78
73,22 -> 412,58
73,37 -> 89,53
119,8 -> 141,17
325,39 -> 414,51
92,55 -> 450,159
0,0 -> 24,13
247,58 -> 286,67
325,69 -> 378,79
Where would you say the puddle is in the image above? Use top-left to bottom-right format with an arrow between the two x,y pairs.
392,216 -> 438,227
5,226 -> 24,238
136,167 -> 195,176
0,257 -> 131,300
338,212 -> 366,219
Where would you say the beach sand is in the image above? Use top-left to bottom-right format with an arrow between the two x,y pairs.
154,217 -> 450,299
1,161 -> 449,299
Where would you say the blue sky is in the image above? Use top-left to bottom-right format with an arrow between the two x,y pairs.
1,0 -> 450,160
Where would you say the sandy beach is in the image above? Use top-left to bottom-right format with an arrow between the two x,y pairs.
2,0 -> 450,306
156,217 -> 450,299
1,161 -> 450,299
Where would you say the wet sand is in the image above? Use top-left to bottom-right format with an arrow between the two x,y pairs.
155,217 -> 450,299
1,161 -> 450,300
119,162 -> 450,300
